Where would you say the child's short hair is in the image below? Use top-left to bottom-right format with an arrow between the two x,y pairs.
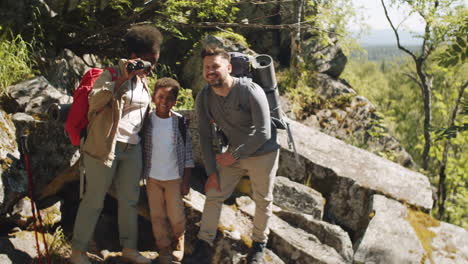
153,77 -> 180,99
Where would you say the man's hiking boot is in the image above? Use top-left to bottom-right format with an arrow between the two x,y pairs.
122,247 -> 152,264
189,239 -> 212,263
246,242 -> 266,264
69,249 -> 91,264
172,234 -> 185,261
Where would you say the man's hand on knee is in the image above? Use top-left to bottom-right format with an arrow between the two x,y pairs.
216,152 -> 237,167
205,173 -> 221,192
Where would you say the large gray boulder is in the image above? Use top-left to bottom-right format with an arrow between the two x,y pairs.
5,76 -> 72,114
354,195 -> 468,264
0,77 -> 78,222
273,176 -> 324,219
276,117 -> 433,239
237,196 -> 350,264
44,49 -> 103,94
0,110 -> 24,220
0,231 -> 47,263
302,34 -> 348,78
274,210 -> 353,262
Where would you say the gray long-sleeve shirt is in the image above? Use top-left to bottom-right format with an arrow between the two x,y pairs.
195,77 -> 279,176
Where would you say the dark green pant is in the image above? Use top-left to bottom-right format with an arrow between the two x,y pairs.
72,142 -> 142,251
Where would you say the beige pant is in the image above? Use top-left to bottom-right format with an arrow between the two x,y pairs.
198,150 -> 279,244
146,178 -> 186,250
72,142 -> 142,251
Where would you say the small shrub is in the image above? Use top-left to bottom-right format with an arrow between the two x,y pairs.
175,87 -> 195,110
278,66 -> 325,119
0,29 -> 35,95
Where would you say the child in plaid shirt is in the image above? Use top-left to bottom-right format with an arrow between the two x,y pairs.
142,77 -> 194,264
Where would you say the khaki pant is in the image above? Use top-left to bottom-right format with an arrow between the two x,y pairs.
72,142 -> 142,251
198,150 -> 279,244
146,178 -> 186,250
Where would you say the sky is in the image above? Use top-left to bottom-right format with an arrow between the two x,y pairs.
351,0 -> 426,31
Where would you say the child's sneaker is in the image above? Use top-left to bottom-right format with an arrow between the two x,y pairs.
172,234 -> 185,261
122,247 -> 151,264
69,249 -> 91,264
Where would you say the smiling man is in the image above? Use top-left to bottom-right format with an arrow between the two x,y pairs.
192,46 -> 280,264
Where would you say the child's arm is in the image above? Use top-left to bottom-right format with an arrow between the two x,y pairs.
181,118 -> 194,195
181,168 -> 191,196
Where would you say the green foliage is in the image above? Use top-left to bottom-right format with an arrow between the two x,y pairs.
278,63 -> 357,121
344,41 -> 467,226
307,0 -> 360,55
213,31 -> 248,47
174,87 -> 194,110
434,6 -> 467,67
0,29 -> 35,95
341,57 -> 391,107
146,0 -> 239,40
47,227 -> 71,263
422,130 -> 468,228
353,45 -> 419,62
277,66 -> 323,120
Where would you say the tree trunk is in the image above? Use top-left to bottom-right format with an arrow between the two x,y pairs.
437,81 -> 466,219
416,60 -> 432,170
290,0 -> 303,68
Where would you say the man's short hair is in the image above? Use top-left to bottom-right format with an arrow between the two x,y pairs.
200,46 -> 230,62
125,25 -> 163,56
153,77 -> 180,99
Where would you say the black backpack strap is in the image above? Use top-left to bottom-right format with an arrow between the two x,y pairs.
178,115 -> 187,146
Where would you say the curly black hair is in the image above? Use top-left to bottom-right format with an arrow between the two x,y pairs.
124,25 -> 163,56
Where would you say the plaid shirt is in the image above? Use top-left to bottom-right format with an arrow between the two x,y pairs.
142,110 -> 194,179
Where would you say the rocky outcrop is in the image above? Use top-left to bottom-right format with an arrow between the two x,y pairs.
181,107 -> 432,241
274,210 -> 353,262
0,110 -> 23,220
273,176 -> 324,219
354,195 -> 468,264
0,231 -> 48,263
43,49 -> 102,94
276,118 -> 433,239
302,34 -> 348,78
281,74 -> 417,169
0,77 -> 77,223
237,196 -> 351,264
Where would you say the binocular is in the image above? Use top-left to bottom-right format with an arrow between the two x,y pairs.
47,103 -> 71,123
126,60 -> 152,72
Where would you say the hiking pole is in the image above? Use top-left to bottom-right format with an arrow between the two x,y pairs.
285,122 -> 300,165
19,135 -> 51,264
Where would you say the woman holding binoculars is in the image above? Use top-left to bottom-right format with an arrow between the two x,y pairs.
70,25 -> 162,264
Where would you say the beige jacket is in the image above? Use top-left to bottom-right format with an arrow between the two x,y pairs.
82,61 -> 150,167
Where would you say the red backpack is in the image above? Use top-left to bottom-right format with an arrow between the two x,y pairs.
65,67 -> 117,146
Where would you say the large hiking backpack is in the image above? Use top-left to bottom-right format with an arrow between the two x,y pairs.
230,52 -> 299,163
64,67 -> 117,146
229,52 -> 286,129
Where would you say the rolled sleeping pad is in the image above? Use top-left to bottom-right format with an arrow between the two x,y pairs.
252,55 -> 286,129
47,103 -> 71,123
